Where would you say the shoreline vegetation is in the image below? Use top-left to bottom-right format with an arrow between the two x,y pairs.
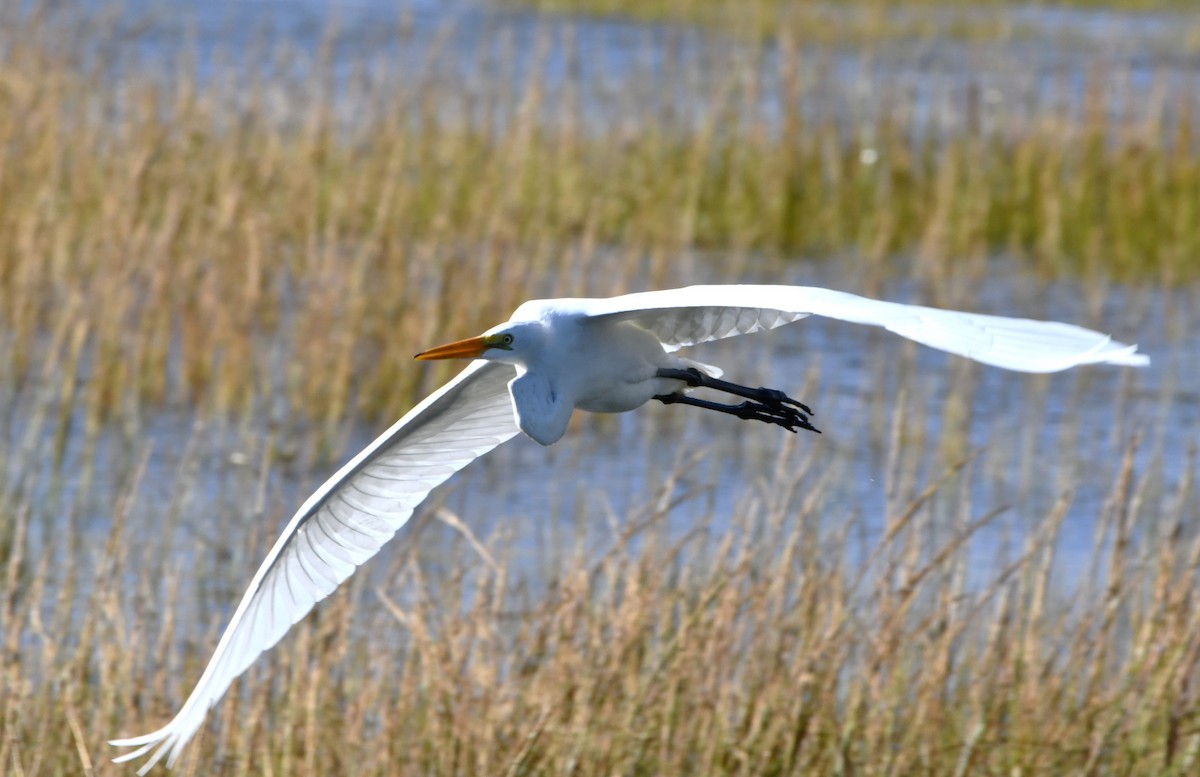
507,0 -> 1200,45
1,2 -> 1197,774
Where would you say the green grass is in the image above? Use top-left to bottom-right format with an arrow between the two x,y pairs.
507,0 -> 1200,45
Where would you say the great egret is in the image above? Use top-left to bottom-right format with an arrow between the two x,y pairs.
110,284 -> 1147,772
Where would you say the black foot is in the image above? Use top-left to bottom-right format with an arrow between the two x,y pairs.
658,367 -> 815,417
655,392 -> 820,434
654,366 -> 819,434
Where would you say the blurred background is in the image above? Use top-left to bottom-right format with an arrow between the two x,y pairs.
2,0 -> 1197,774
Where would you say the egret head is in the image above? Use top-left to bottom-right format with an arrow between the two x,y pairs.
415,322 -> 538,364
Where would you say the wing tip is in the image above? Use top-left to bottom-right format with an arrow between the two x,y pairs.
1086,339 -> 1150,369
1108,345 -> 1150,368
109,731 -> 161,752
109,736 -> 170,775
110,719 -> 193,774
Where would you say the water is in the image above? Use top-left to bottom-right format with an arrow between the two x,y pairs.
51,0 -> 1200,138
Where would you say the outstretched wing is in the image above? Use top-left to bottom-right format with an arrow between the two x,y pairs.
575,285 -> 1148,372
111,360 -> 520,774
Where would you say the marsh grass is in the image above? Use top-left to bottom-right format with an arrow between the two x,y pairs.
0,2 -> 1197,775
509,0 -> 1200,45
4,368 -> 1198,775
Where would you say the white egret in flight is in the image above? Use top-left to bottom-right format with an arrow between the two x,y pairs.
111,284 -> 1147,772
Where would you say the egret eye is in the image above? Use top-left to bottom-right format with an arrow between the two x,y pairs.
501,334 -> 514,346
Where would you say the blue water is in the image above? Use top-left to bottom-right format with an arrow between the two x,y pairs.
44,0 -> 1200,138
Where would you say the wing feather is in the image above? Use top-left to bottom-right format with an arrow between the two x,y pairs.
576,285 -> 1147,372
110,360 -> 519,774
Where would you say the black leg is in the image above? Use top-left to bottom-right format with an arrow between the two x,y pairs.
654,368 -> 820,434
655,367 -> 815,416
